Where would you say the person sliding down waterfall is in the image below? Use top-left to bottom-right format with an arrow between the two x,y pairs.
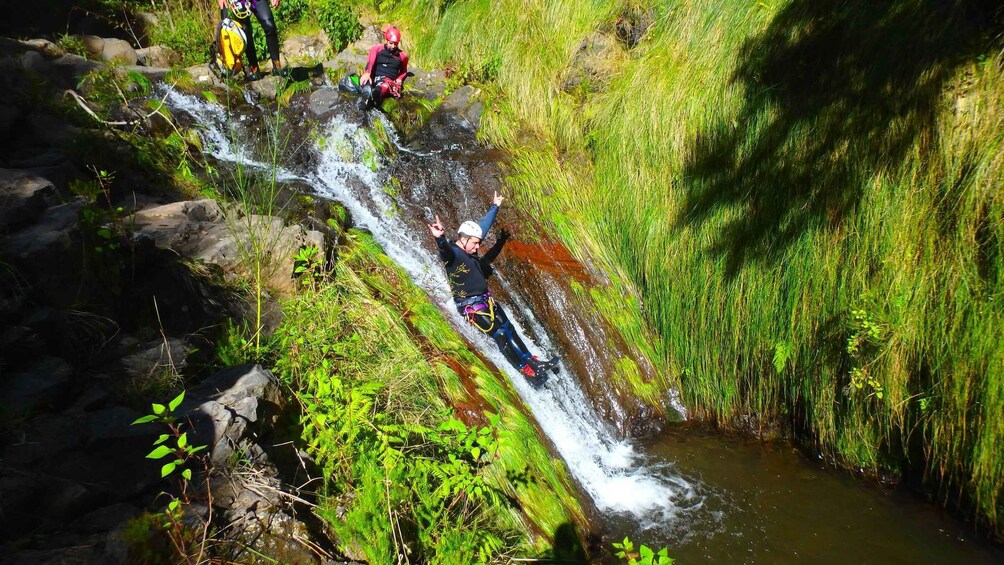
428,192 -> 559,383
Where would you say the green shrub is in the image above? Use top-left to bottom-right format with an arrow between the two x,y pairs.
148,10 -> 212,67
313,0 -> 362,51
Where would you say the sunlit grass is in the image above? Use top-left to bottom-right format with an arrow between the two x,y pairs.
397,0 -> 1004,533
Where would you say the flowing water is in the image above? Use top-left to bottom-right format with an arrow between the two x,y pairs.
165,86 -> 1003,563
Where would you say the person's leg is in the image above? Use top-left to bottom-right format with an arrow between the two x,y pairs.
488,305 -> 534,371
252,0 -> 281,70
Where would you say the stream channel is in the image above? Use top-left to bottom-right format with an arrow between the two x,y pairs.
165,84 -> 1003,564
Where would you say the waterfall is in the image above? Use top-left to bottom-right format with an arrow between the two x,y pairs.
164,86 -> 711,533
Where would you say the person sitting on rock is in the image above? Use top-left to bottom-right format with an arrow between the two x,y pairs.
427,192 -> 559,382
218,0 -> 286,81
359,26 -> 409,109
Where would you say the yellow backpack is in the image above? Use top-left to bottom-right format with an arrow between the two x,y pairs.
214,18 -> 247,73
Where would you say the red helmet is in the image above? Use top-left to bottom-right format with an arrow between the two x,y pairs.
384,26 -> 401,43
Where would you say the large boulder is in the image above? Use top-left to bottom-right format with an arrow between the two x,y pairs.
182,364 -> 283,465
101,38 -> 139,65
187,63 -> 226,87
136,45 -> 179,68
282,32 -> 331,64
130,199 -> 325,293
307,86 -> 342,116
322,50 -> 367,76
0,169 -> 59,232
408,68 -> 447,100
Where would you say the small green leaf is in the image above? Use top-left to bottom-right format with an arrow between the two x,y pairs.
161,460 -> 178,477
168,390 -> 185,411
131,414 -> 158,425
168,499 -> 180,511
154,434 -> 171,446
152,403 -> 166,415
181,468 -> 192,480
471,447 -> 481,459
146,445 -> 173,459
177,433 -> 188,448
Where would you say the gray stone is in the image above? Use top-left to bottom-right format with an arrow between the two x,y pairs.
408,68 -> 446,100
135,45 -> 179,68
440,85 -> 476,113
22,38 -> 61,57
0,169 -> 58,232
118,64 -> 172,82
136,12 -> 160,29
82,35 -> 104,56
130,199 -> 324,293
183,364 -> 282,465
322,50 -> 367,76
101,38 -> 138,66
53,53 -> 103,85
251,75 -> 281,100
86,406 -> 148,442
1,197 -> 85,261
120,338 -> 188,380
283,32 -> 331,64
0,326 -> 45,360
308,87 -> 342,116
20,50 -> 46,73
187,63 -> 225,86
0,356 -> 73,413
3,413 -> 86,466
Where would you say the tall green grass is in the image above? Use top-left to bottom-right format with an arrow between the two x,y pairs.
393,0 -> 1004,534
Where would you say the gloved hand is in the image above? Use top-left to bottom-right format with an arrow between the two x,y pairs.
220,7 -> 227,18
497,229 -> 511,242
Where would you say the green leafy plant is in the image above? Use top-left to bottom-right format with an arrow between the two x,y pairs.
131,390 -> 213,562
312,0 -> 362,51
293,244 -> 323,291
613,536 -> 673,565
845,292 -> 890,400
132,391 -> 206,480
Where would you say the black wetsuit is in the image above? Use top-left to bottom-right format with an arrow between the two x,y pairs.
233,0 -> 279,71
362,44 -> 409,105
436,230 -> 534,373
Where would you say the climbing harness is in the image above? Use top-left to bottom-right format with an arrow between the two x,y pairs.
228,0 -> 252,19
462,292 -> 498,334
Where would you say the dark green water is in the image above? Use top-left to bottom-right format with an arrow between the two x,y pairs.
604,427 -> 1003,564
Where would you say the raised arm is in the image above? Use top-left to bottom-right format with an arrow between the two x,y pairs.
428,215 -> 455,263
477,191 -> 505,235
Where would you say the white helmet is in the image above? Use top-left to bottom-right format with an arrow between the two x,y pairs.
457,221 -> 483,239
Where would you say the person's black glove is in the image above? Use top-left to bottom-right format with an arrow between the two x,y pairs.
220,7 -> 227,19
497,229 -> 511,242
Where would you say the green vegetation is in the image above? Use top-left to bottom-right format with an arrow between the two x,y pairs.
268,230 -> 585,561
614,536 -> 673,565
129,391 -> 213,562
391,0 -> 1004,535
